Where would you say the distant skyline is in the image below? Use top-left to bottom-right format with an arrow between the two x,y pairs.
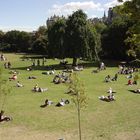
0,0 -> 127,32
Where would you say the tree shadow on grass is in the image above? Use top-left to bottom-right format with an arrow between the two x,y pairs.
20,55 -> 48,60
11,64 -> 67,71
128,89 -> 140,94
11,62 -> 99,71
11,59 -> 124,71
128,89 -> 136,93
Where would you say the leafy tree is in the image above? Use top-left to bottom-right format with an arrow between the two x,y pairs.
117,0 -> 140,59
94,22 -> 107,34
65,10 -> 100,65
18,31 -> 31,52
101,12 -> 132,60
86,22 -> 101,61
0,30 -> 4,43
67,72 -> 87,140
37,26 -> 47,37
32,36 -> 48,54
0,30 -> 5,50
48,19 -> 66,58
31,26 -> 48,54
3,30 -> 31,52
65,10 -> 89,65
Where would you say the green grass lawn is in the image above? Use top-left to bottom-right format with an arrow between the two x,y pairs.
0,53 -> 140,140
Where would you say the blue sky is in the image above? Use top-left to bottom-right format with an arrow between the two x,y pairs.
0,0 -> 125,32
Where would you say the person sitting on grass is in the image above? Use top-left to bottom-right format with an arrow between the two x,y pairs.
107,87 -> 116,94
33,84 -> 39,92
9,74 -> 17,81
0,110 -> 11,122
16,81 -> 23,87
112,73 -> 118,81
105,75 -> 111,82
133,74 -> 139,85
128,79 -> 132,85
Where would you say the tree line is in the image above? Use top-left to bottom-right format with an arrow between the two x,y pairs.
0,0 -> 139,64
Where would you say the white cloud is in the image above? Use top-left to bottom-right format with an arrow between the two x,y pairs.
48,1 -> 103,17
47,0 -> 131,18
104,0 -> 130,9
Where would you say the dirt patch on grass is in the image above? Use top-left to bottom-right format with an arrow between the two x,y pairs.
112,131 -> 140,140
1,126 -> 140,140
0,126 -> 78,140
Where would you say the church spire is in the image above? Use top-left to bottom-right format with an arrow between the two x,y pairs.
103,11 -> 106,18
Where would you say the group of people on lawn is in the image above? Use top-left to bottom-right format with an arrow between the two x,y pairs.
99,63 -> 140,101
1,59 -> 140,123
53,72 -> 71,84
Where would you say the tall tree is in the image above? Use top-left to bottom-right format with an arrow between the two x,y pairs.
48,19 -> 66,58
101,11 -> 132,60
117,0 -> 140,59
65,10 -> 100,65
31,26 -> 48,54
86,22 -> 101,61
0,30 -> 4,43
32,36 -> 48,54
0,31 -> 4,50
65,10 -> 89,66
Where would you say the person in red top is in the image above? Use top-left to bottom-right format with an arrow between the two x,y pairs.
128,79 -> 132,85
9,74 -> 17,80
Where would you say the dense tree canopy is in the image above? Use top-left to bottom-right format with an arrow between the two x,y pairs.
65,10 -> 88,65
117,0 -> 140,59
101,16 -> 132,60
3,30 -> 31,52
31,26 -> 48,54
65,10 -> 100,65
48,19 -> 66,58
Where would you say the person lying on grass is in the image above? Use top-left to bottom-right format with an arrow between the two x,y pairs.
28,76 -> 37,79
0,110 -> 12,122
32,84 -> 48,92
55,99 -> 70,107
27,67 -> 33,71
134,88 -> 140,93
16,81 -> 23,87
99,88 -> 115,102
40,99 -> 53,108
99,95 -> 115,102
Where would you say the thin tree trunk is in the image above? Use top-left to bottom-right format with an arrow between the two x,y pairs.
77,102 -> 82,140
73,57 -> 77,66
94,47 -> 100,63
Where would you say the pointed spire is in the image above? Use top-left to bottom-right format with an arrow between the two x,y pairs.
103,11 -> 106,18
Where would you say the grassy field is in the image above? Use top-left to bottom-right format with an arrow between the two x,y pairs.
0,53 -> 140,140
